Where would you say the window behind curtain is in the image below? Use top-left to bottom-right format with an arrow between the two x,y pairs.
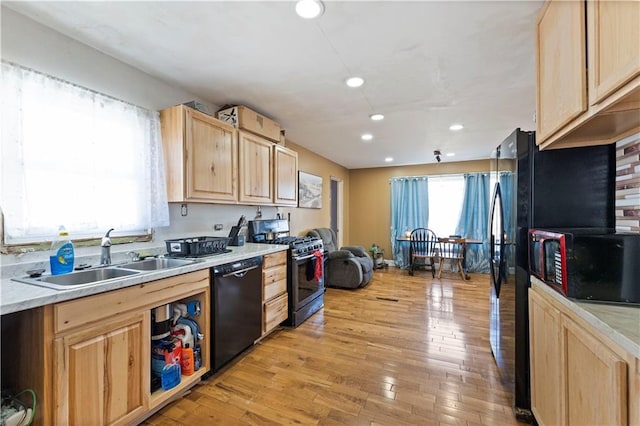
1,61 -> 170,246
427,175 -> 465,237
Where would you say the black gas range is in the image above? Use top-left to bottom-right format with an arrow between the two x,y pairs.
248,219 -> 325,327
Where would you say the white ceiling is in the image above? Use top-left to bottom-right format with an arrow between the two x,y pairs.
4,0 -> 543,169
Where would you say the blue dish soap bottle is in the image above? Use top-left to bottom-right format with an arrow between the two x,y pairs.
50,225 -> 75,275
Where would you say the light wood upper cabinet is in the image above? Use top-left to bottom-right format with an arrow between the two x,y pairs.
587,0 -> 640,106
529,290 -> 563,426
536,0 -> 640,149
54,312 -> 148,426
536,0 -> 587,143
274,144 -> 298,206
160,105 -> 238,203
562,315 -> 627,426
239,130 -> 273,204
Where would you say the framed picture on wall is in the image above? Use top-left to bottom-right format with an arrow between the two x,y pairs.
298,171 -> 323,209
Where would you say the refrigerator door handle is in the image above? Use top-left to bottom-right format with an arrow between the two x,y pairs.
489,183 -> 504,297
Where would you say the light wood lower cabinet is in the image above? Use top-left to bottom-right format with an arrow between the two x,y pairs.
529,283 -> 636,426
563,315 -> 627,426
1,270 -> 211,425
54,311 -> 148,425
529,290 -> 563,426
262,251 -> 288,335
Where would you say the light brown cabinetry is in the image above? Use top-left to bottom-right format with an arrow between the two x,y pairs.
2,270 -> 211,425
529,283 -> 637,426
273,144 -> 298,206
160,105 -> 238,203
262,251 -> 288,335
562,315 -> 627,426
239,130 -> 274,204
536,0 -> 640,149
529,290 -> 563,426
54,311 -> 148,425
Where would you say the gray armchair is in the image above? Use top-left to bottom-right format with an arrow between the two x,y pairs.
307,228 -> 374,289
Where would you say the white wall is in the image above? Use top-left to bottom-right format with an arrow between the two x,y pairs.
0,8 -> 279,267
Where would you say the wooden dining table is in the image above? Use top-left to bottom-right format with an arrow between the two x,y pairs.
395,236 -> 483,279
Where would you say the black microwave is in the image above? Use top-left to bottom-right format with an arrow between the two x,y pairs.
529,228 -> 640,305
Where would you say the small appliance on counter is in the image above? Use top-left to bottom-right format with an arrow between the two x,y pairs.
529,228 -> 640,305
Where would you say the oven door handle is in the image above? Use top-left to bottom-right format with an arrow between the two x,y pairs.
293,253 -> 317,261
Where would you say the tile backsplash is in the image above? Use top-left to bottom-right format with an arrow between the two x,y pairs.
616,132 -> 640,233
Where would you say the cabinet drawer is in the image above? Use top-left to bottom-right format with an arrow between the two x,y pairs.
54,270 -> 209,334
263,251 -> 287,269
264,293 -> 288,332
264,278 -> 287,301
263,266 -> 287,285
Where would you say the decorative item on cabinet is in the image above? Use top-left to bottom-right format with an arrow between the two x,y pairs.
536,0 -> 640,150
217,105 -> 282,143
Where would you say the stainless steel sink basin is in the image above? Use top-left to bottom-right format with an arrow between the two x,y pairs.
116,258 -> 195,271
13,267 -> 141,290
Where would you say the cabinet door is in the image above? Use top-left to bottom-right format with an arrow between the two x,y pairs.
54,311 -> 149,426
588,0 -> 640,105
239,130 -> 273,204
529,290 -> 564,426
186,108 -> 238,202
563,316 -> 627,426
274,145 -> 298,206
536,0 -> 587,143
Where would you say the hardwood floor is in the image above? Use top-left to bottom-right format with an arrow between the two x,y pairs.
144,268 -> 524,425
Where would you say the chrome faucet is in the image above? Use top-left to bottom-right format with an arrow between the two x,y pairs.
100,228 -> 114,265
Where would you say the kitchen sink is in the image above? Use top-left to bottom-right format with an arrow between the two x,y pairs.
13,267 -> 141,290
12,257 -> 196,291
116,258 -> 195,271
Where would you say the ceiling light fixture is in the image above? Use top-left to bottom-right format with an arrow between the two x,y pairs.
361,133 -> 373,141
434,150 -> 442,163
295,0 -> 324,19
370,113 -> 384,121
446,152 -> 455,157
346,77 -> 364,88
449,123 -> 464,131
385,157 -> 394,162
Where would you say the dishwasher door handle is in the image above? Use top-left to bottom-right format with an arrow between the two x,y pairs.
221,265 -> 260,278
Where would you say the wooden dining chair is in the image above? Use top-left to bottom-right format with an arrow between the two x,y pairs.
437,237 -> 466,280
409,228 -> 438,277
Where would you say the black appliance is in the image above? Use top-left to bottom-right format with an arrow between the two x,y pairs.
489,129 -> 614,421
248,219 -> 325,327
529,228 -> 640,304
210,256 -> 263,372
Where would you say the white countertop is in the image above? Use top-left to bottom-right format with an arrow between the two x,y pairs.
531,277 -> 640,358
0,243 -> 288,315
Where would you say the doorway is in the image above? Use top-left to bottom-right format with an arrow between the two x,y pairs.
330,177 -> 344,248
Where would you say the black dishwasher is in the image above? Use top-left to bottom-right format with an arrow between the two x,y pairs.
210,256 -> 263,372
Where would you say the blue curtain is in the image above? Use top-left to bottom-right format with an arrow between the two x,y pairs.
499,172 -> 515,271
455,173 -> 490,273
390,177 -> 429,269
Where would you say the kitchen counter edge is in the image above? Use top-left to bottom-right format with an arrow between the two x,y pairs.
0,243 -> 289,315
531,276 -> 640,358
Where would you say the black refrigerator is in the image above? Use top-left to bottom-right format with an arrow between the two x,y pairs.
488,129 -> 614,421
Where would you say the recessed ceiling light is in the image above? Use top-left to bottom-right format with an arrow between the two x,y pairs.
361,133 -> 373,141
370,113 -> 384,121
384,157 -> 394,162
446,152 -> 456,157
295,0 -> 324,19
346,77 -> 364,88
449,124 -> 464,131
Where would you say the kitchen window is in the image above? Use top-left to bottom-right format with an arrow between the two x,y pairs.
0,61 -> 170,248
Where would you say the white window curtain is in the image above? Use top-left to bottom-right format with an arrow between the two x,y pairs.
1,61 -> 170,244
